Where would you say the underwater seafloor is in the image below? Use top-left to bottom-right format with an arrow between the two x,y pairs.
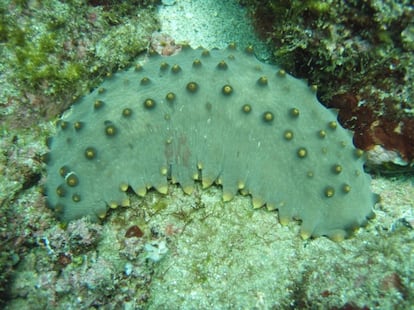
1,0 -> 413,309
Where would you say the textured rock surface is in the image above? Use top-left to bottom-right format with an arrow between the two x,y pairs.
45,45 -> 376,240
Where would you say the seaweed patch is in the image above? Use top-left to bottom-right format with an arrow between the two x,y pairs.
45,44 -> 377,240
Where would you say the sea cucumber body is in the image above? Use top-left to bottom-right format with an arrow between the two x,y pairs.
46,45 -> 376,239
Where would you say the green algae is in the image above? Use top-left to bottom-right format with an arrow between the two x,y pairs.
0,0 -> 159,117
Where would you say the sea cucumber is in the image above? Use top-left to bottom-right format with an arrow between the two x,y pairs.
45,44 -> 377,240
